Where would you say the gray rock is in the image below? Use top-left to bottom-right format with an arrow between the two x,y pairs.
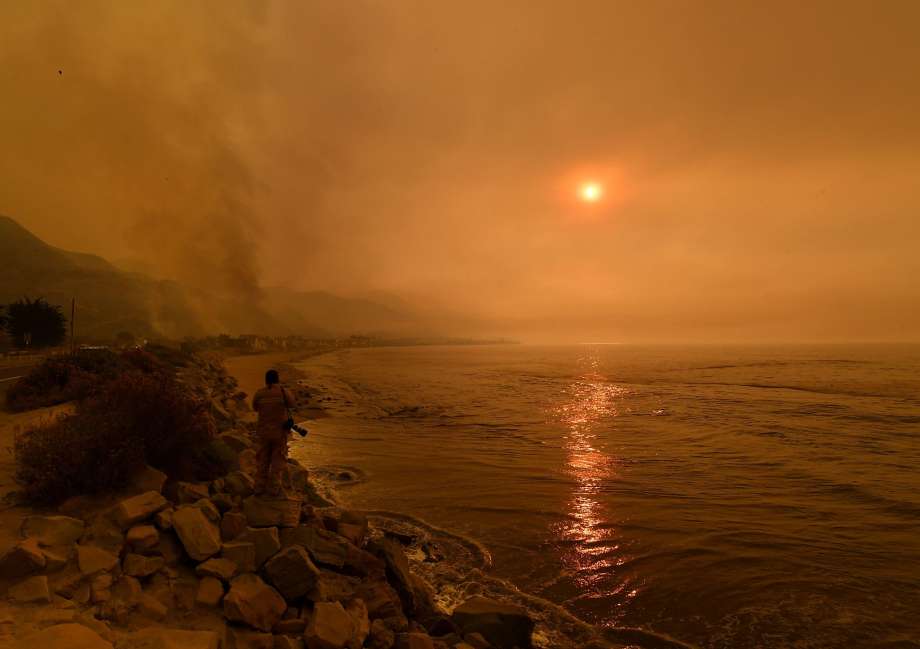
243,496 -> 301,528
178,481 -> 212,504
263,546 -> 320,600
115,491 -> 168,528
212,492 -> 235,513
225,471 -> 255,498
222,541 -> 256,573
241,526 -> 281,568
345,598 -> 370,648
223,573 -> 286,632
136,592 -> 168,620
310,570 -> 360,603
450,596 -> 534,649
0,538 -> 46,578
221,511 -> 248,541
20,515 -> 85,546
368,619 -> 396,649
128,465 -> 167,495
154,508 -> 174,531
17,623 -> 113,649
172,506 -> 222,561
120,627 -> 220,649
123,553 -> 164,577
395,633 -> 435,649
196,576 -> 224,607
193,498 -> 221,523
226,628 -> 274,649
9,575 -> 51,603
354,580 -> 404,620
279,526 -> 347,569
304,601 -> 354,649
195,557 -> 238,582
369,538 -> 416,614
126,525 -> 159,551
77,545 -> 118,576
273,635 -> 305,649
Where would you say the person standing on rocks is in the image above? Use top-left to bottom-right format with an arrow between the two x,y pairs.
251,369 -> 295,496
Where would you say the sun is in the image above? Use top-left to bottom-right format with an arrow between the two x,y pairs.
579,182 -> 603,203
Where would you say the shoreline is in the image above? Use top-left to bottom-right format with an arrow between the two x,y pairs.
235,349 -> 693,649
0,348 -> 547,649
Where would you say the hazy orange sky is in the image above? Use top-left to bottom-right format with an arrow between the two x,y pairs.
2,1 -> 919,342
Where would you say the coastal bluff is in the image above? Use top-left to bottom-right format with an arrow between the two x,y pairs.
0,355 -> 539,649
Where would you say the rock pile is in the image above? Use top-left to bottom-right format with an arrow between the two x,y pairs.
0,426 -> 535,649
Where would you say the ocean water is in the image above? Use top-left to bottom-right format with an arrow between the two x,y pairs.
289,344 -> 920,648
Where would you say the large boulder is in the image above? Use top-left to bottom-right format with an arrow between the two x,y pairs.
243,496 -> 301,528
0,538 -> 46,578
395,633 -> 435,649
367,619 -> 395,649
223,573 -> 287,632
8,575 -> 51,603
126,525 -> 159,551
178,482 -> 212,504
226,628 -> 274,649
16,623 -> 113,649
221,511 -> 248,541
241,527 -> 281,568
120,627 -> 220,649
115,491 -> 168,528
345,598 -> 370,648
450,596 -> 534,649
280,526 -> 347,569
310,570 -> 360,603
172,506 -> 221,561
136,593 -> 168,620
123,553 -> 164,578
225,471 -> 255,498
20,515 -> 85,546
193,498 -> 221,523
304,601 -> 355,649
80,517 -> 125,553
369,538 -> 415,614
263,546 -> 320,600
77,545 -> 119,576
128,465 -> 168,495
222,541 -> 256,573
354,580 -> 404,620
195,557 -> 238,582
196,576 -> 224,607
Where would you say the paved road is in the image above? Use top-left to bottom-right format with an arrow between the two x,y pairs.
0,363 -> 34,397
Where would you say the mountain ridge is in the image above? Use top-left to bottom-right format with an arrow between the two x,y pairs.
0,215 -> 421,340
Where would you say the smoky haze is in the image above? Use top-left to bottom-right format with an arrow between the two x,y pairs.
2,1 -> 919,342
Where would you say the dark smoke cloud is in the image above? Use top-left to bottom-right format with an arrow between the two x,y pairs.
0,0 -> 265,300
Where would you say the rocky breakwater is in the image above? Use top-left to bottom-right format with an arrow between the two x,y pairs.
0,427 -> 537,649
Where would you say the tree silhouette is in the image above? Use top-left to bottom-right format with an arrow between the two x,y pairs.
5,298 -> 67,349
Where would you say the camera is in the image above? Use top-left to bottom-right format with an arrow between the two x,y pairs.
283,418 -> 309,437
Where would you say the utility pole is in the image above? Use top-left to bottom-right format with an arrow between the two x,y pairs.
70,297 -> 76,355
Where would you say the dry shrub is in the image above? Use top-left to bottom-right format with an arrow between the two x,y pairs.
15,369 -> 218,505
5,348 -> 168,412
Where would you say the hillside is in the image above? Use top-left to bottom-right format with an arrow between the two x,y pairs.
0,216 -> 421,341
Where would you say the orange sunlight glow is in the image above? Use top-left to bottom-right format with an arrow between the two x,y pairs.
579,182 -> 603,203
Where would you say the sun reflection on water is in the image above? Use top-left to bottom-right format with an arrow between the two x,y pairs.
552,352 -> 634,612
